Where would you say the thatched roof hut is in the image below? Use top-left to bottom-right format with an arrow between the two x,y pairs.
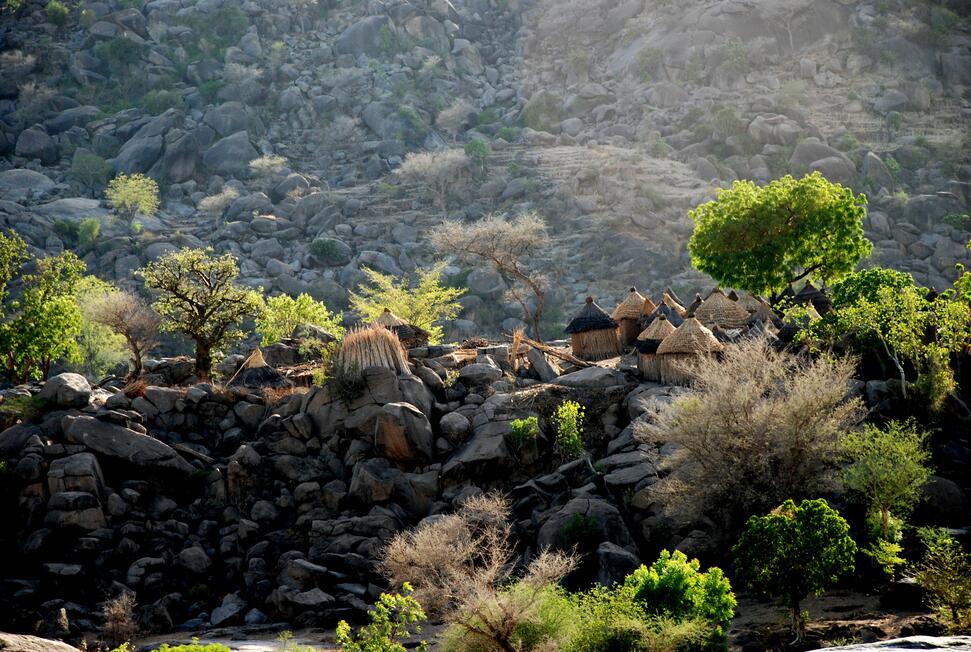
656,317 -> 723,385
230,348 -> 292,389
373,308 -> 430,349
636,314 -> 677,381
612,287 -> 649,345
695,288 -> 750,330
338,324 -> 411,375
642,302 -> 684,329
661,291 -> 687,317
565,296 -> 621,361
641,294 -> 658,318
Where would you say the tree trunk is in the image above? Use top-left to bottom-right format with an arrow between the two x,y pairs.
880,506 -> 891,540
194,342 -> 212,381
790,599 -> 803,643
530,287 -> 545,341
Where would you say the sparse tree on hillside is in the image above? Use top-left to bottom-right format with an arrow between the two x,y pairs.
637,338 -> 864,532
88,289 -> 160,378
138,248 -> 261,380
434,212 -> 550,340
255,293 -> 344,346
395,149 -> 469,214
688,172 -> 872,296
106,173 -> 159,221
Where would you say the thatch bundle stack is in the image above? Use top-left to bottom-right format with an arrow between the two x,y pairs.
612,287 -> 649,345
565,297 -> 621,361
656,317 -> 723,385
695,288 -> 750,330
636,314 -> 676,380
373,308 -> 430,349
338,324 -> 411,374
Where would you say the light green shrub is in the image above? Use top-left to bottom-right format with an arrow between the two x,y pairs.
106,173 -> 159,220
553,400 -> 584,458
508,415 -> 539,448
336,583 -> 428,652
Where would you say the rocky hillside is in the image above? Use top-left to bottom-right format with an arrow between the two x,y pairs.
1,0 -> 970,339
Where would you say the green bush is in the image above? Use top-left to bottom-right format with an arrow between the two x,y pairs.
911,528 -> 971,632
942,213 -> 970,230
560,513 -> 602,552
106,173 -> 159,220
477,107 -> 501,126
177,6 -> 248,58
143,88 -> 182,114
77,217 -> 101,250
496,126 -> 519,142
151,639 -> 231,652
45,0 -> 69,27
398,105 -> 428,146
94,35 -> 147,76
553,400 -> 584,458
70,151 -> 111,193
255,293 -> 344,346
508,415 -> 539,448
310,238 -> 348,265
464,138 -> 490,172
336,583 -> 428,652
197,80 -> 225,103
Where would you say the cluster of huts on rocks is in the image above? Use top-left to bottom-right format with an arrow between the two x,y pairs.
564,284 -> 831,385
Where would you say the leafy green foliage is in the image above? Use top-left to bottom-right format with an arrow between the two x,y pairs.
734,499 -> 856,638
398,105 -> 428,146
150,639 -> 232,652
94,35 -> 147,76
560,514 -> 602,552
70,276 -> 128,379
348,263 -> 465,345
255,293 -> 344,346
911,528 -> 971,632
688,172 -> 872,295
0,231 -> 28,309
336,583 -> 428,652
508,415 -> 540,448
496,126 -> 519,142
77,217 -> 101,250
464,138 -> 490,172
106,173 -> 159,220
553,400 -> 584,458
138,248 -> 262,379
0,246 -> 86,382
70,151 -> 111,194
143,88 -> 182,114
830,266 -> 915,309
309,238 -> 348,265
625,550 -> 736,641
176,6 -> 248,59
45,0 -> 69,27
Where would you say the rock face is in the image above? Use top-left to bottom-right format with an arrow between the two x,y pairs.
0,633 -> 79,651
810,637 -> 971,651
62,415 -> 195,474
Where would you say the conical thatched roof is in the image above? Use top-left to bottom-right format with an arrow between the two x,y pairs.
735,291 -> 763,314
612,287 -> 648,321
661,291 -> 687,317
641,295 -> 658,317
657,317 -> 724,355
565,297 -> 618,334
727,289 -> 740,301
644,302 -> 684,328
637,313 -> 676,341
665,287 -> 685,306
230,348 -> 291,389
374,307 -> 408,328
695,288 -> 750,329
794,281 -> 833,315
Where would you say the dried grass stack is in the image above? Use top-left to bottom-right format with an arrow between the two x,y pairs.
564,296 -> 621,361
695,288 -> 750,330
611,287 -> 649,345
656,317 -> 723,385
338,324 -> 411,375
373,308 -> 430,349
636,314 -> 677,380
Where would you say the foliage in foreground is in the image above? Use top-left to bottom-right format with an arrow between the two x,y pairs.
688,172 -> 871,296
255,293 -> 345,346
911,528 -> 971,633
734,499 -> 856,640
336,582 -> 428,652
138,248 -> 262,379
149,639 -> 231,652
348,263 -> 464,345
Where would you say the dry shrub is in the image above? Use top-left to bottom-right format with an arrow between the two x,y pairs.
262,385 -> 306,406
437,101 -> 475,138
101,592 -> 137,646
395,149 -> 469,211
637,338 -> 864,531
122,379 -> 148,398
198,186 -> 239,215
382,493 -> 577,651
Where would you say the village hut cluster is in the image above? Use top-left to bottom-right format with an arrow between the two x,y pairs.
565,283 -> 830,385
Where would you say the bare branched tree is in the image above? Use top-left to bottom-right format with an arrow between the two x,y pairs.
382,493 -> 576,651
395,149 -> 470,214
637,338 -> 864,533
433,212 -> 549,339
88,290 -> 160,378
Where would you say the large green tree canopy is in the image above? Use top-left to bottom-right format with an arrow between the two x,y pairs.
688,172 -> 872,295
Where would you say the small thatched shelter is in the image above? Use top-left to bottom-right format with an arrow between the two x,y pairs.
565,296 -> 621,361
695,288 -> 750,330
636,313 -> 677,380
661,291 -> 687,317
612,287 -> 648,345
656,317 -> 723,385
794,281 -> 832,315
230,348 -> 292,389
373,308 -> 430,349
338,324 -> 411,375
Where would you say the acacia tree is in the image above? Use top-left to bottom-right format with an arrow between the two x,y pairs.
138,248 -> 261,379
734,499 -> 857,641
88,289 -> 160,378
688,172 -> 872,296
433,212 -> 549,339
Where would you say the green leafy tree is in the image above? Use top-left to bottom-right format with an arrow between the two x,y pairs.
70,152 -> 112,195
255,293 -> 345,346
138,248 -> 262,379
841,419 -> 932,577
911,528 -> 971,632
0,231 -> 28,310
0,250 -> 86,381
87,287 -> 159,378
464,138 -> 490,173
688,172 -> 872,296
336,583 -> 428,652
71,276 -> 129,379
733,499 -> 856,641
625,549 -> 736,643
348,263 -> 464,345
106,173 -> 159,221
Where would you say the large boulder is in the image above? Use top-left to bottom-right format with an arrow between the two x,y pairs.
553,366 -> 629,388
204,101 -> 264,138
38,373 -> 91,408
202,131 -> 258,175
113,135 -> 163,174
0,633 -> 79,651
373,402 -> 434,464
44,491 -> 106,531
537,497 -> 632,550
0,169 -> 56,203
335,15 -> 395,57
47,452 -> 104,498
62,415 -> 194,474
788,138 -> 853,177
15,127 -> 58,164
44,105 -> 101,134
